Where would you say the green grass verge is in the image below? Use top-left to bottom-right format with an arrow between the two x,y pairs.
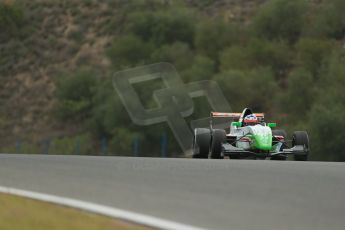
0,193 -> 151,230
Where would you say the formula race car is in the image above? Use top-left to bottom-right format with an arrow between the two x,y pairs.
192,108 -> 309,160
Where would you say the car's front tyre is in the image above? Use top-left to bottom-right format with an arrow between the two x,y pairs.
292,131 -> 309,161
210,129 -> 226,159
192,128 -> 211,158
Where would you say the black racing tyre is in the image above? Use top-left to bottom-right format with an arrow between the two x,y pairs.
210,129 -> 226,159
192,128 -> 211,158
292,131 -> 309,161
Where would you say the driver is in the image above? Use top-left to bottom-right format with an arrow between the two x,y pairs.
243,114 -> 259,126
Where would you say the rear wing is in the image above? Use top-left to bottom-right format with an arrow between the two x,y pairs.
210,112 -> 265,119
210,112 -> 265,129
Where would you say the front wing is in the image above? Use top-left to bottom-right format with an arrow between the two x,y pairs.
222,143 -> 309,158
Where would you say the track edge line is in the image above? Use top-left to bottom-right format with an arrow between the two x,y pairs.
0,186 -> 205,230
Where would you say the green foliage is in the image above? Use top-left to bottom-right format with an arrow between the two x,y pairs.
131,77 -> 166,110
51,1 -> 345,159
109,128 -> 141,156
183,55 -> 215,82
192,0 -> 214,8
295,38 -> 335,77
127,8 -> 196,46
248,39 -> 293,77
309,104 -> 345,161
19,142 -> 40,154
280,68 -> 314,119
220,46 -> 251,71
194,19 -> 243,61
252,0 -> 307,42
50,134 -> 93,155
0,115 -> 7,128
89,79 -> 129,135
0,142 -> 39,154
215,68 -> 278,112
220,39 -> 293,78
151,42 -> 194,70
33,0 -> 345,160
55,67 -> 98,121
309,0 -> 345,39
0,1 -> 24,40
106,35 -> 153,68
308,51 -> 345,161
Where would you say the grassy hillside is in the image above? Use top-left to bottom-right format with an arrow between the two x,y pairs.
0,0 -> 345,160
0,0 -> 265,141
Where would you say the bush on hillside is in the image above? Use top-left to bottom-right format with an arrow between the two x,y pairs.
279,68 -> 314,119
308,51 -> 345,161
107,35 -> 154,69
309,0 -> 345,39
220,39 -> 293,79
252,0 -> 307,43
150,42 -> 194,71
126,8 -> 196,46
55,67 -> 98,121
194,19 -> 244,61
295,38 -> 335,78
215,67 -> 278,112
0,1 -> 24,40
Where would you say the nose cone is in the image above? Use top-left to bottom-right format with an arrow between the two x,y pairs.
250,125 -> 273,150
254,134 -> 272,150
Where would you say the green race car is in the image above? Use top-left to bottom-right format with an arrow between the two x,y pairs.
192,108 -> 309,160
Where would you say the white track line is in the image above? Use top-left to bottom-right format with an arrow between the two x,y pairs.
0,186 -> 205,230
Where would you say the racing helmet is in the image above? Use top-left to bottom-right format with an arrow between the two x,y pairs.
243,114 -> 258,126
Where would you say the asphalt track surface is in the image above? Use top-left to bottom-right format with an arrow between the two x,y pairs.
0,154 -> 344,230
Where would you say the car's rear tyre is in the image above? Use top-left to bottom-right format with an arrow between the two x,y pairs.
210,129 -> 226,159
271,129 -> 288,161
292,131 -> 309,161
192,128 -> 211,158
